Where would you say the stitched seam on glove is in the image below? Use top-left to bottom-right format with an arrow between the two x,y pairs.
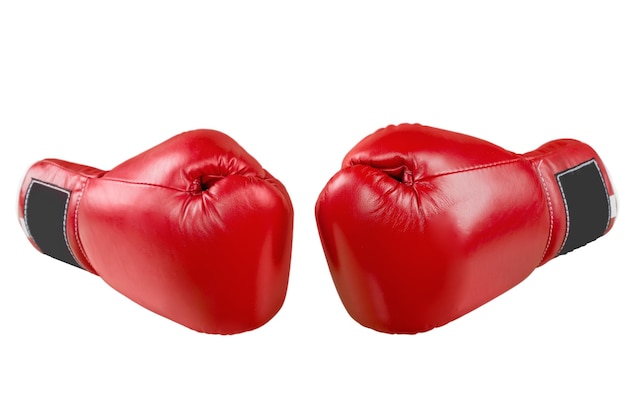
99,175 -> 267,193
416,157 -> 522,181
533,161 -> 555,265
22,181 -> 36,241
74,179 -> 91,271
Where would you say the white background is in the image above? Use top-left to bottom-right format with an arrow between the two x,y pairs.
1,1 -> 624,415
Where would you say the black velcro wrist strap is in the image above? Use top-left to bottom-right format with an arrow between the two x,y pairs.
24,179 -> 84,269
556,159 -> 611,256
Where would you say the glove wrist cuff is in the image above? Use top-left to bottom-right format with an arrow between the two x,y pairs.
525,139 -> 617,263
18,160 -> 103,273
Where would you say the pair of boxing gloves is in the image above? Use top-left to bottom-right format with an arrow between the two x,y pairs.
18,124 -> 618,334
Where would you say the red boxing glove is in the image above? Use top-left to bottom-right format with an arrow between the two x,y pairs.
18,129 -> 294,334
315,123 -> 617,334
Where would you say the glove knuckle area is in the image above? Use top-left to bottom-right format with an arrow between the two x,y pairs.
317,165 -> 420,224
79,173 -> 292,334
107,129 -> 267,190
317,159 -> 551,333
184,175 -> 293,228
343,123 -> 516,180
316,164 -> 427,277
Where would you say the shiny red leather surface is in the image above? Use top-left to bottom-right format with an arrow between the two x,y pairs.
315,123 -> 615,334
18,130 -> 294,334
